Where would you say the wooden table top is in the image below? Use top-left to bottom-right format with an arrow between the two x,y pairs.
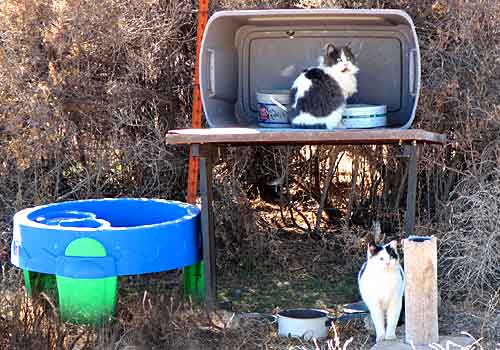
166,128 -> 447,146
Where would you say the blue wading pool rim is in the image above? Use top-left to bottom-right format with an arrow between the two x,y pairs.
11,198 -> 202,278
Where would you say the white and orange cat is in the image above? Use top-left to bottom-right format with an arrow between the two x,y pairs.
358,240 -> 404,343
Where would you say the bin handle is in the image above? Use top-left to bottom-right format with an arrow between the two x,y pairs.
207,49 -> 216,97
409,48 -> 418,96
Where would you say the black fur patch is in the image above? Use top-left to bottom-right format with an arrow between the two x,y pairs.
323,45 -> 342,66
288,87 -> 297,111
385,245 -> 399,260
369,243 -> 383,257
288,68 -> 344,125
304,68 -> 327,81
342,47 -> 356,65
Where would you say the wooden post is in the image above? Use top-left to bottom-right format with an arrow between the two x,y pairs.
403,236 -> 439,346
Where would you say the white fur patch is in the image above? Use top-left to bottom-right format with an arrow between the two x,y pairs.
290,112 -> 318,126
291,108 -> 345,130
291,73 -> 312,109
341,50 -> 347,63
323,63 -> 359,99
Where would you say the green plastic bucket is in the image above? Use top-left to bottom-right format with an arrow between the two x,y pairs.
183,261 -> 205,301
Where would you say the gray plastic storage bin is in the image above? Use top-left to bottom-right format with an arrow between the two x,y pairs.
199,9 -> 420,129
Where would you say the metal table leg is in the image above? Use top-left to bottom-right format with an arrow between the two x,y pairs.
193,144 -> 216,308
404,143 -> 418,235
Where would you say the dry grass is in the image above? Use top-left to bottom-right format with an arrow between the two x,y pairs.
0,276 -> 496,349
0,268 -> 366,350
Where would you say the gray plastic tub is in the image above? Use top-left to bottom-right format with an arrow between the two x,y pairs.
199,9 -> 420,129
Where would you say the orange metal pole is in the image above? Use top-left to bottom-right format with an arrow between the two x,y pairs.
187,0 -> 209,204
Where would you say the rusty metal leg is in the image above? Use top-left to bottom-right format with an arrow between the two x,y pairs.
404,143 -> 418,236
194,144 -> 217,308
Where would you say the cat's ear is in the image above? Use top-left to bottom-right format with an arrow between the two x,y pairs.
323,43 -> 337,66
325,43 -> 336,57
367,242 -> 377,258
343,42 -> 355,61
389,240 -> 398,250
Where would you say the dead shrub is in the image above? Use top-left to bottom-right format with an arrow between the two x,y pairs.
0,0 -> 196,211
439,176 -> 500,300
212,146 -> 269,260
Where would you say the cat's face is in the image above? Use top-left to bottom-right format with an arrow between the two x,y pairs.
367,240 -> 399,271
323,43 -> 359,75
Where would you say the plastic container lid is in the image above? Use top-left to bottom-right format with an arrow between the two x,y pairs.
256,89 -> 290,104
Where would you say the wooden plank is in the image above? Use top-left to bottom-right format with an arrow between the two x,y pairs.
166,128 -> 446,145
403,236 -> 439,346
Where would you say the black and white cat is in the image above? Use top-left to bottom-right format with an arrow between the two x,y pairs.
358,240 -> 404,343
288,43 -> 359,129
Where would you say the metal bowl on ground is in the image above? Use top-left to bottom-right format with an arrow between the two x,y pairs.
276,308 -> 333,340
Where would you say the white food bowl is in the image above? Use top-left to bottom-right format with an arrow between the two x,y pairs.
256,89 -> 290,127
342,104 -> 387,129
276,308 -> 333,340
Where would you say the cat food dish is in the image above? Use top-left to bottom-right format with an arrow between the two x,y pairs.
256,89 -> 290,127
342,104 -> 387,129
276,308 -> 333,340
